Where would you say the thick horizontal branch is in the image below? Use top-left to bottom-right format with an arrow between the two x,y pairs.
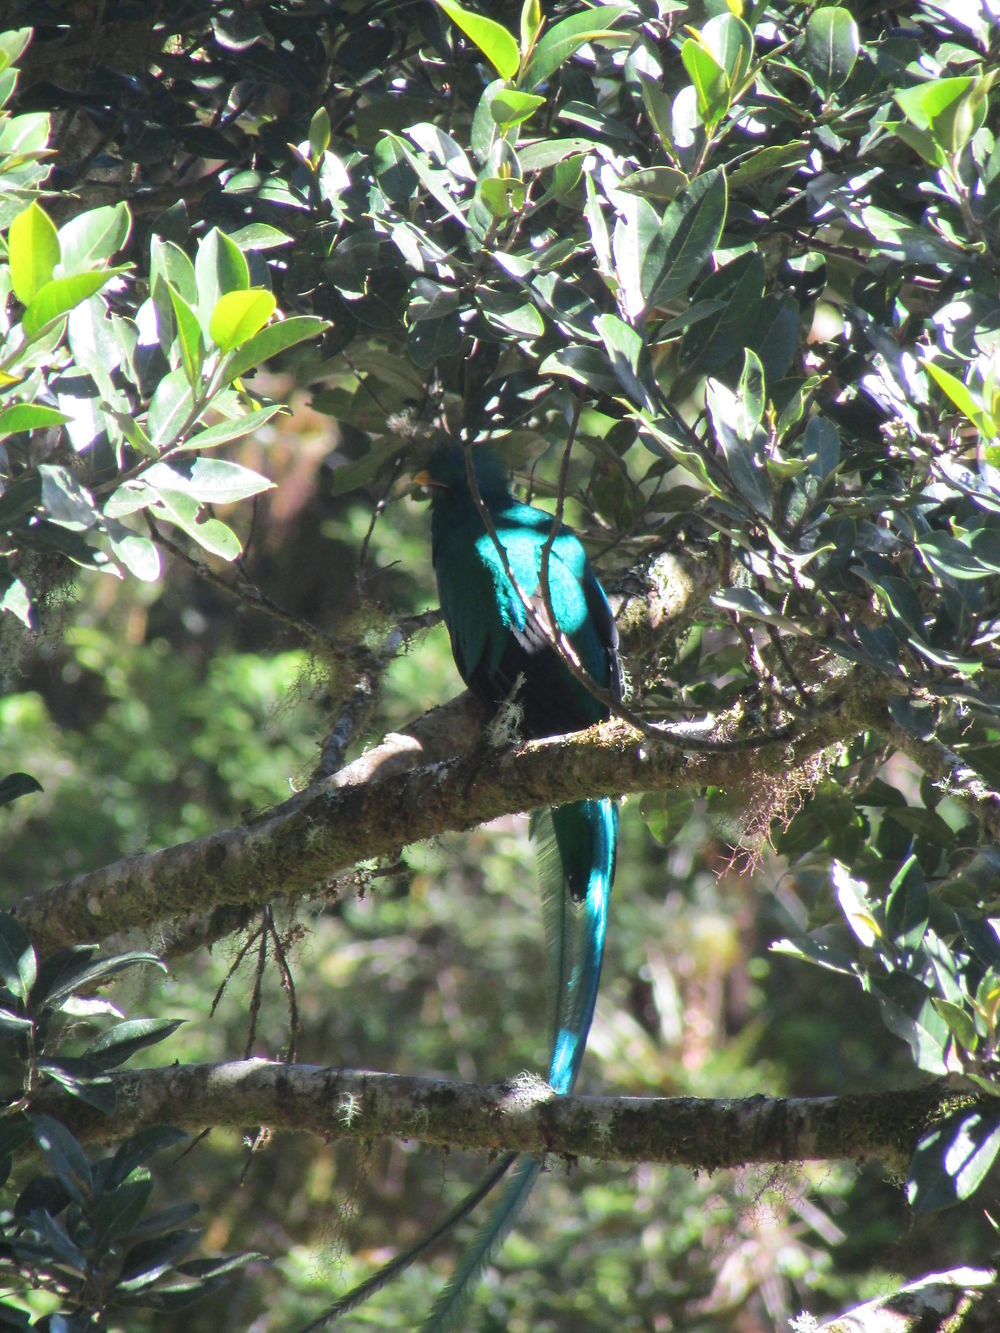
13,670 -> 912,952
33,1060 -> 959,1175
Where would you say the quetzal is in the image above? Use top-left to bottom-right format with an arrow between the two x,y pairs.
314,444 -> 619,1330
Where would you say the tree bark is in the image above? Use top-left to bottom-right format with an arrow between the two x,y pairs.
15,670 -> 898,954
31,1059 -> 962,1176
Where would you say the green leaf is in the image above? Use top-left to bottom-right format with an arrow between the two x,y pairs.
208,288 -> 277,353
885,854 -> 929,951
611,193 -> 659,317
106,1127 -> 190,1190
84,1017 -> 184,1069
701,13 -> 754,86
705,376 -> 772,517
149,489 -> 242,560
489,89 -> 545,127
0,772 -> 42,809
106,528 -> 162,582
150,235 -> 197,304
894,77 -> 986,155
0,403 -> 71,438
58,202 -> 131,268
518,137 -> 594,171
37,950 -> 165,1011
308,105 -> 331,161
643,168 -> 727,310
37,1057 -> 116,1114
931,998 -> 977,1052
539,344 -> 622,396
908,1110 -> 1000,1210
595,311 -> 654,409
31,1115 -> 94,1204
712,587 -> 798,631
174,404 -> 285,451
194,228 -> 249,334
618,166 -> 687,203
832,860 -> 880,946
736,347 -> 765,436
804,415 -> 840,478
436,0 -> 520,80
0,28 -> 32,72
681,251 -> 766,371
38,463 -> 100,532
0,579 -> 33,627
923,359 -> 993,436
771,934 -> 856,974
148,366 -> 197,449
167,286 -> 205,386
478,288 -> 545,339
638,791 -> 694,846
524,6 -> 629,90
220,314 -> 328,385
520,0 -> 542,55
147,458 -> 273,505
93,1174 -> 154,1250
0,912 -> 36,1002
478,175 -> 526,217
22,268 -> 126,341
383,133 -> 470,230
119,1229 -> 203,1289
8,201 -> 60,304
804,7 -> 860,97
681,39 -> 728,125
727,141 -> 810,190
871,975 -> 950,1075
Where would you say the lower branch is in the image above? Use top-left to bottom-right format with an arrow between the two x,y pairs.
32,1060 -> 961,1175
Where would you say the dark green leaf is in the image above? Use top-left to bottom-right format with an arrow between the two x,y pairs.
93,1174 -> 154,1249
38,464 -> 99,532
36,1058 -> 116,1114
871,975 -> 950,1075
908,1110 -> 1000,1210
524,6 -> 629,89
0,913 -> 36,1001
885,854 -> 929,951
804,7 -> 860,96
84,1017 -> 183,1069
643,169 -> 727,310
106,1127 -> 190,1190
119,1229 -> 202,1288
30,1115 -> 93,1204
36,950 -> 165,1011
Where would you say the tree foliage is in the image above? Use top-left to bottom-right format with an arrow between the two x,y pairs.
1,0 -> 1000,1327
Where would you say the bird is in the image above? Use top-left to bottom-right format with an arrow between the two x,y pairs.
310,443 -> 620,1331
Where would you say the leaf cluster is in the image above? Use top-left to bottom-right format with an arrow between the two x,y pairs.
0,912 -> 254,1328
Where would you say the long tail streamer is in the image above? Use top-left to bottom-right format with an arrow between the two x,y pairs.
306,798 -> 616,1330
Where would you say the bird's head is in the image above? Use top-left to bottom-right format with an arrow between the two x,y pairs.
412,445 -> 512,505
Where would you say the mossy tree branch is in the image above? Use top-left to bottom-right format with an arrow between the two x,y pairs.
30,1059 -> 961,1176
13,666 -> 911,955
